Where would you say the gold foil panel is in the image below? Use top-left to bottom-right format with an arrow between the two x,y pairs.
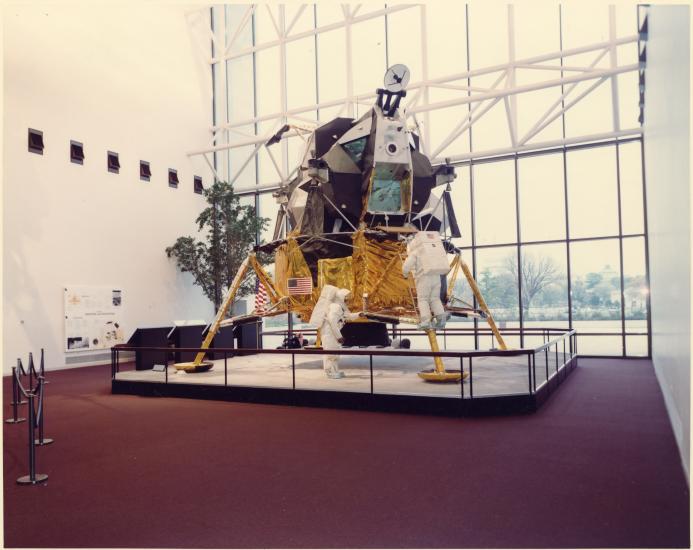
351,230 -> 417,314
317,257 -> 355,294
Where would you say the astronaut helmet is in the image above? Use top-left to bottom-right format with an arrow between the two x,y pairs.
335,288 -> 351,304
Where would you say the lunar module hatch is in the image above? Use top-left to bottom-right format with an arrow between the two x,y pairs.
175,65 -> 508,382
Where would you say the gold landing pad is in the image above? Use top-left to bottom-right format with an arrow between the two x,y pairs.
417,369 -> 469,383
174,362 -> 214,373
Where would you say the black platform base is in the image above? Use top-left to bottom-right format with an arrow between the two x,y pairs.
112,357 -> 577,417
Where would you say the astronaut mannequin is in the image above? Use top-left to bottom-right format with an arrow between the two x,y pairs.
402,232 -> 450,329
316,287 -> 361,378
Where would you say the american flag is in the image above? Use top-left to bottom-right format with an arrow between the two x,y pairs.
254,278 -> 269,313
287,277 -> 313,295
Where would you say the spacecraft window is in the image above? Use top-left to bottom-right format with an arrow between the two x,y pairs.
368,177 -> 402,213
342,137 -> 367,164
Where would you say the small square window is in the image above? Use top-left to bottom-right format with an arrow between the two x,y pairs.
28,129 -> 44,155
140,160 -> 151,182
193,176 -> 203,194
70,140 -> 84,165
107,151 -> 120,174
168,169 -> 179,188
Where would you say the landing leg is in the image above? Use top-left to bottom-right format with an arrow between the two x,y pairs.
417,329 -> 467,383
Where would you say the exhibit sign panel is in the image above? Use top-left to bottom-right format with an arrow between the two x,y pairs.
64,286 -> 125,352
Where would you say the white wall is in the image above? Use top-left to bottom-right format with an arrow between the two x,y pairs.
643,5 -> 691,482
2,3 -> 218,372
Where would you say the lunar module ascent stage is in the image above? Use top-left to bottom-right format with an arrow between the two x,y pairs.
175,65 -> 508,381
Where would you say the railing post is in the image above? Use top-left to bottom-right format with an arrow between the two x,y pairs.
460,357 -> 464,399
164,349 -> 168,384
469,356 -> 474,399
6,366 -> 26,424
527,353 -> 532,395
291,351 -> 296,390
224,350 -> 228,387
17,389 -> 48,485
369,355 -> 374,395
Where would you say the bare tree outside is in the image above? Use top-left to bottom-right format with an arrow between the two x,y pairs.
505,253 -> 559,317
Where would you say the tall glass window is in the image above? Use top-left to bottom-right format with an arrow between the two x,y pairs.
213,4 -> 648,356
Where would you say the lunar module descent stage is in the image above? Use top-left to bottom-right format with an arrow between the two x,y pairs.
175,65 -> 508,381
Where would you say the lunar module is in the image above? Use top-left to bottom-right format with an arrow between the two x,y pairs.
175,65 -> 508,381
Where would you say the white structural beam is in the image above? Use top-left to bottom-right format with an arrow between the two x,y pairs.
407,64 -> 637,116
420,4 -> 431,156
224,5 -> 255,57
609,5 -> 621,132
212,4 -> 416,64
210,34 -> 637,133
192,5 -> 641,192
193,62 -> 637,156
518,48 -> 608,145
431,128 -> 643,165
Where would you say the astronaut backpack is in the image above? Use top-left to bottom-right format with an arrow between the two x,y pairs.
410,231 -> 450,276
308,284 -> 338,328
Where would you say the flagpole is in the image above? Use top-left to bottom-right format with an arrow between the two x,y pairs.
287,299 -> 293,344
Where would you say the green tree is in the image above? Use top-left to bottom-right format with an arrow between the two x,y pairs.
166,181 -> 269,310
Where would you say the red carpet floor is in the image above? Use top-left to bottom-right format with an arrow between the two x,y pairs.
2,358 -> 689,548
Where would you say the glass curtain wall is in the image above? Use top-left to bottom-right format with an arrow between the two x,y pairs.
212,4 -> 649,356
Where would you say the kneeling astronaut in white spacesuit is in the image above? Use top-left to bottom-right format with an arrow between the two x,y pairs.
402,232 -> 451,330
310,286 -> 361,378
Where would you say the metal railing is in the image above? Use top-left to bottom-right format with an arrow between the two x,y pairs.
112,327 -> 577,403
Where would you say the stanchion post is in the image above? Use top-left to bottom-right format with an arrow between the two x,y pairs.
35,377 -> 53,446
6,365 -> 26,424
13,359 -> 27,405
17,389 -> 48,485
28,352 -> 34,393
39,348 -> 49,384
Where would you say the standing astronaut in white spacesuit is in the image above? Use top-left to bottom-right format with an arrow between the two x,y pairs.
402,231 -> 451,330
310,286 -> 361,378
